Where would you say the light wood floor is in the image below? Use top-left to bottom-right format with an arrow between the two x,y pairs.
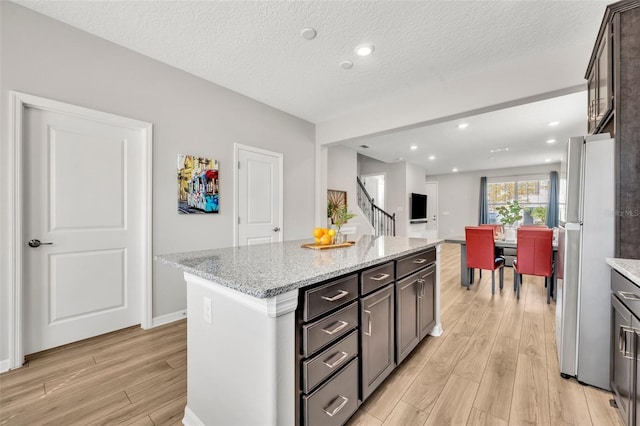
0,243 -> 623,425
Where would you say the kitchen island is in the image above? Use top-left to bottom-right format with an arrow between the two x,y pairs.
157,235 -> 442,426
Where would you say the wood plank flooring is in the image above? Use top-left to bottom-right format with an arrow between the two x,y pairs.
0,243 -> 623,425
349,243 -> 624,426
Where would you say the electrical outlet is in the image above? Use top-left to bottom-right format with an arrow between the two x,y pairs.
203,297 -> 212,324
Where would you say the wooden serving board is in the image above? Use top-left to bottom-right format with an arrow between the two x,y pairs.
301,241 -> 356,250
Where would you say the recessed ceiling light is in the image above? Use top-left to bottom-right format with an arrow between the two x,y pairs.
546,139 -> 556,144
355,44 -> 375,56
340,60 -> 353,70
545,158 -> 552,162
300,28 -> 317,40
428,155 -> 435,160
457,123 -> 469,129
410,145 -> 417,151
452,168 -> 458,172
548,121 -> 560,126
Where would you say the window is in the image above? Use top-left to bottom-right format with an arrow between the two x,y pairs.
487,177 -> 550,225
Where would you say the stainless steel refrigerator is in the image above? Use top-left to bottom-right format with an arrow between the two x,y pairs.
555,134 -> 614,390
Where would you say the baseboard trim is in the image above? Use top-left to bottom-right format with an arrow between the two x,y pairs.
429,322 -> 444,337
182,406 -> 204,426
151,310 -> 187,328
0,358 -> 10,373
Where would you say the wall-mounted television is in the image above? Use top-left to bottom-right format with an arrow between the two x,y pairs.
410,193 -> 427,222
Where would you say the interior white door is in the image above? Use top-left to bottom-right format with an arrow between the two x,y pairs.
237,146 -> 283,246
363,174 -> 385,210
424,182 -> 438,236
23,106 -> 145,355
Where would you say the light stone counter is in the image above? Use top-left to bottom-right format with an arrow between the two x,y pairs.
156,235 -> 442,298
157,236 -> 442,426
606,258 -> 640,286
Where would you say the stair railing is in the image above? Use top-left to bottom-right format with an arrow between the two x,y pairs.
356,177 -> 396,236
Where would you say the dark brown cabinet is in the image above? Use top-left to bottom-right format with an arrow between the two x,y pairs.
587,0 -> 640,259
295,247 -> 438,425
610,269 -> 640,426
360,283 -> 396,400
587,22 -> 613,134
297,273 -> 359,426
395,249 -> 437,364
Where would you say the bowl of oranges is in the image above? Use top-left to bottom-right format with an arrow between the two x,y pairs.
312,227 -> 336,246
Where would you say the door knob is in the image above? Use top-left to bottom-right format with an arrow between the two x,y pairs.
28,239 -> 53,248
273,227 -> 281,232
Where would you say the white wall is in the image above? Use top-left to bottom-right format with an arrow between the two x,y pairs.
0,2 -> 315,362
327,146 -> 372,237
357,155 -> 430,237
427,163 -> 560,238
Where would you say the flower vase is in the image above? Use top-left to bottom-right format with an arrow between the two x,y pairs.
504,226 -> 517,242
334,231 -> 346,244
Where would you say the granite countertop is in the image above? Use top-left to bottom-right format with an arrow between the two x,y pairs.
606,258 -> 640,286
156,235 -> 442,298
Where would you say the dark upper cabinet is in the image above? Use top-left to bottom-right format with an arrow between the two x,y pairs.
587,22 -> 613,134
586,0 -> 640,260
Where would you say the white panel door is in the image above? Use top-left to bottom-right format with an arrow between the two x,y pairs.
23,107 -> 145,354
424,182 -> 438,235
237,147 -> 283,246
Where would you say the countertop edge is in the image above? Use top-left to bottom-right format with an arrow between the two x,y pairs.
606,257 -> 640,286
156,239 -> 442,299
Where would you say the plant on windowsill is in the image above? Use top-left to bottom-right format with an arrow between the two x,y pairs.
496,200 -> 523,241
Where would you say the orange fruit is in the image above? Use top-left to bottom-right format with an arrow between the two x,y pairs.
312,227 -> 324,238
320,234 -> 332,245
327,229 -> 336,237
314,237 -> 321,244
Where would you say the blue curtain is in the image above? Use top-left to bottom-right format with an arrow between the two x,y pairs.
479,176 -> 488,224
546,171 -> 559,227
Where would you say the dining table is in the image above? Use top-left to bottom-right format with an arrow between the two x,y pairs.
445,235 -> 558,298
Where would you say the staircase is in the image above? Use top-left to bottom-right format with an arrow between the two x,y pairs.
356,177 -> 396,236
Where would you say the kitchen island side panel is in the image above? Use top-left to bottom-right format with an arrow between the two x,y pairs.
184,273 -> 298,426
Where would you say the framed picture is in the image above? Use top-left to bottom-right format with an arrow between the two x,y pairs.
327,189 -> 347,223
177,155 -> 219,214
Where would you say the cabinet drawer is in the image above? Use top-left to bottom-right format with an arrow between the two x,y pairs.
303,275 -> 358,322
361,262 -> 394,295
396,248 -> 436,279
302,330 -> 358,393
303,302 -> 358,357
303,358 -> 359,426
612,270 -> 640,314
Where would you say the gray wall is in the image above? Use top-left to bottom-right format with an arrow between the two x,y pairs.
427,163 -> 561,238
326,146 -> 371,237
0,2 -> 315,362
357,154 -> 430,237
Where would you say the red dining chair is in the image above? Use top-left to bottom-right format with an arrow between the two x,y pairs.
465,226 -> 505,294
513,227 -> 554,303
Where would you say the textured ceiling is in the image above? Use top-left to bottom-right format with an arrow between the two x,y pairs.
13,0 -> 608,173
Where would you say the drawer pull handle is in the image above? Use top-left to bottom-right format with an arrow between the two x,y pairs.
618,291 -> 640,301
412,258 -> 427,264
620,325 -> 636,359
363,310 -> 372,336
323,320 -> 349,335
370,273 -> 390,281
321,290 -> 349,302
323,395 -> 349,417
322,351 -> 349,368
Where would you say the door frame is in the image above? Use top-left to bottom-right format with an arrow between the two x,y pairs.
233,143 -> 283,246
7,91 -> 153,370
